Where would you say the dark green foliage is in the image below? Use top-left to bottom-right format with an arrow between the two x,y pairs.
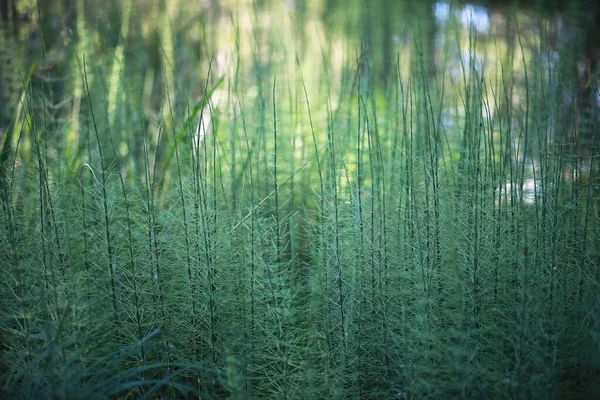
1,3 -> 600,399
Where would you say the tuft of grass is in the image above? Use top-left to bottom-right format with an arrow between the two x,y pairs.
1,4 -> 599,399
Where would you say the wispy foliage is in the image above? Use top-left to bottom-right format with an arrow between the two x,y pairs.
1,2 -> 599,399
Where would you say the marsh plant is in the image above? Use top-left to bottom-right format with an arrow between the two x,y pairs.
1,1 -> 599,399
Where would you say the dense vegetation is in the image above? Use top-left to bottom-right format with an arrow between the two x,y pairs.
1,1 -> 599,398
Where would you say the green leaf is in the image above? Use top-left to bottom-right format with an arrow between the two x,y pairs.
0,62 -> 35,193
158,74 -> 225,193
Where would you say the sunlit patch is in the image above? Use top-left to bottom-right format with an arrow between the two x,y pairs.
192,83 -> 226,153
246,86 -> 259,102
497,178 -> 541,205
434,2 -> 450,23
119,142 -> 128,157
294,136 -> 304,160
457,4 -> 490,33
193,109 -> 213,152
215,50 -> 231,79
211,88 -> 226,109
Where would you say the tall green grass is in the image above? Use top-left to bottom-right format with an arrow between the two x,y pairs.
1,4 -> 599,399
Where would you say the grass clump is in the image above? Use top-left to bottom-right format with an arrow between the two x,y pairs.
1,2 -> 599,399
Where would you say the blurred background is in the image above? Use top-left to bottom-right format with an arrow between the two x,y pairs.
1,0 -> 599,164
